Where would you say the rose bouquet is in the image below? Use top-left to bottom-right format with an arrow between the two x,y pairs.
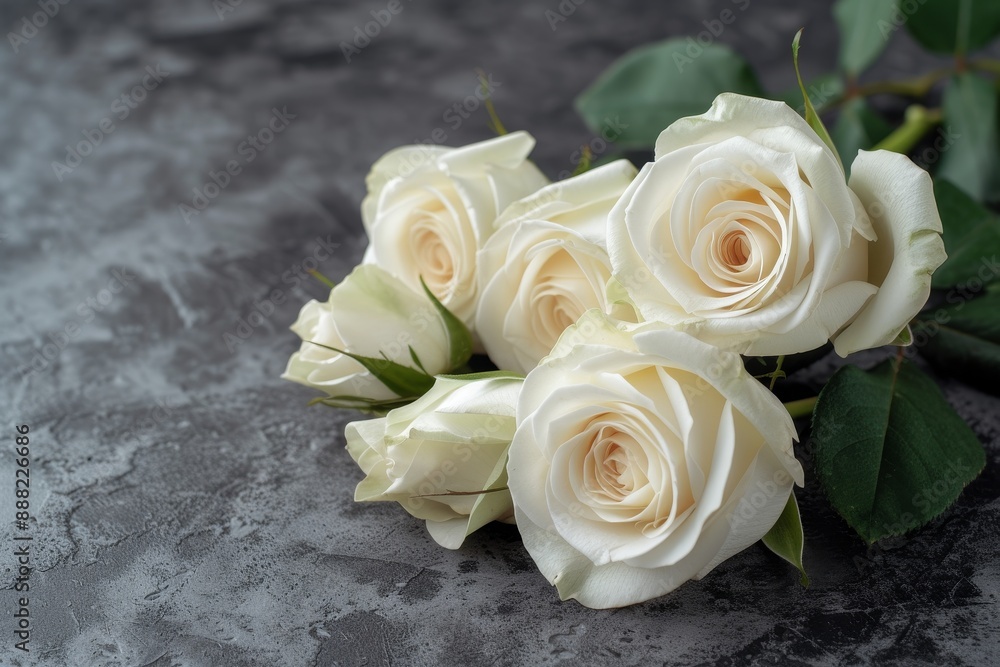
282,10 -> 996,609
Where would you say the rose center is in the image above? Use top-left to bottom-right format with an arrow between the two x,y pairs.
529,251 -> 594,346
588,431 -> 640,502
718,229 -> 751,271
534,293 -> 579,342
600,443 -> 633,493
410,222 -> 455,293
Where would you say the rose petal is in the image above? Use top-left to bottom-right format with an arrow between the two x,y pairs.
834,150 -> 946,355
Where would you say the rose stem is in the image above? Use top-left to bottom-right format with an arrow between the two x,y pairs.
784,396 -> 818,420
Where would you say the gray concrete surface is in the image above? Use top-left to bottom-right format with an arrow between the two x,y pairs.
0,0 -> 997,665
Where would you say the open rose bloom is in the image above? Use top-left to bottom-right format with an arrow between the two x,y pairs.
609,94 -> 946,357
361,131 -> 549,330
476,160 -> 638,374
508,312 -> 804,608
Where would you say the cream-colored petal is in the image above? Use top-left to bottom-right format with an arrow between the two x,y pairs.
425,516 -> 476,550
695,444 -> 793,578
331,265 -> 450,373
745,280 -> 877,356
494,159 -> 637,243
834,150 -> 946,355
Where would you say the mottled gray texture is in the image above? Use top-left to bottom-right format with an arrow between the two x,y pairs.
0,0 -> 997,665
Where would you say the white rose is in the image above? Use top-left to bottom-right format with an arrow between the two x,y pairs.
608,93 -> 947,357
362,131 -> 549,329
476,160 -> 638,374
346,374 -> 523,549
282,264 -> 457,407
507,311 -> 804,608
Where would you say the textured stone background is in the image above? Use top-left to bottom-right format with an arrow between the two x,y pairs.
0,0 -> 998,665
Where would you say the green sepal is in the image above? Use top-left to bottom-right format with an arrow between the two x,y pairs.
435,370 -> 525,382
304,340 -> 434,398
889,325 -> 913,347
409,345 -> 429,374
792,30 -> 842,167
419,276 -> 474,371
307,395 -> 416,416
762,491 -> 809,587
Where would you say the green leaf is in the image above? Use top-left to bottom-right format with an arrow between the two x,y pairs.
938,73 -> 999,202
574,39 -> 764,149
436,370 -> 525,381
305,340 -> 435,398
792,30 -> 842,165
833,0 -> 899,75
762,492 -> 809,586
914,288 -> 1000,395
832,98 -> 893,176
931,179 -> 1000,289
812,359 -> 986,544
419,277 -> 473,371
904,0 -> 1000,55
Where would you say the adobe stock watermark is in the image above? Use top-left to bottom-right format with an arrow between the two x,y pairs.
544,0 -> 587,31
556,115 -> 630,180
375,73 -> 503,181
851,456 -> 974,575
51,64 -> 171,181
223,235 -> 338,353
178,106 -> 296,224
17,268 -> 136,377
340,0 -> 414,64
912,124 -> 960,171
405,412 -> 514,511
851,529 -> 931,577
441,72 -> 503,132
791,78 -> 841,116
673,0 -> 752,73
7,0 -> 71,53
342,300 -> 450,398
910,254 -> 1000,349
727,468 -> 795,532
213,0 -> 248,21
877,0 -> 931,40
